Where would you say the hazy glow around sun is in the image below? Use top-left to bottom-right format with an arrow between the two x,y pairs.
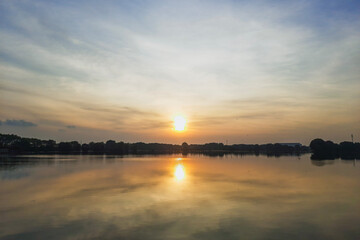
174,116 -> 186,131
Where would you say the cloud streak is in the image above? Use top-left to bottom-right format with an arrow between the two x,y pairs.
0,119 -> 37,127
0,0 -> 359,143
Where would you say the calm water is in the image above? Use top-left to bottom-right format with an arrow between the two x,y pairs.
1,154 -> 360,240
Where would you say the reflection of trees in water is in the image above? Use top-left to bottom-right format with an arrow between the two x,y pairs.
311,160 -> 336,167
311,158 -> 359,167
2,151 -> 358,171
0,155 -> 124,171
0,156 -> 55,171
194,152 -> 302,158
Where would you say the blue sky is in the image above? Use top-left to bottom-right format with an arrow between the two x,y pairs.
0,0 -> 359,144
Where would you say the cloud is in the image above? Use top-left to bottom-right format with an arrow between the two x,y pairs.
0,0 -> 359,143
0,119 -> 37,127
66,125 -> 76,129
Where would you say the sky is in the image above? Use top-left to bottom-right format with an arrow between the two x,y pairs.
0,0 -> 359,144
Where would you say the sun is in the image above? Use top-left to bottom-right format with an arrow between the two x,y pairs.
174,116 -> 186,131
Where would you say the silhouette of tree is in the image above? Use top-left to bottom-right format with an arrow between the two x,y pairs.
59,142 -> 72,152
92,142 -> 105,153
0,133 -> 316,157
105,140 -> 117,153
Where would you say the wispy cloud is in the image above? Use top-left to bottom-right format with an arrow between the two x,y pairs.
0,119 -> 37,127
0,0 -> 359,143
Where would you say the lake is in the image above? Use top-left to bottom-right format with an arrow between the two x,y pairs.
1,154 -> 360,240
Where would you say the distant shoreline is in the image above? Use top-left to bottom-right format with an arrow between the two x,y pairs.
1,133 -> 359,160
1,133 -> 309,156
0,150 -> 309,157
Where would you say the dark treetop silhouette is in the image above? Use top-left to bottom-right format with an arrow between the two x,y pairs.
310,138 -> 360,160
0,133 -> 310,156
1,134 -> 359,159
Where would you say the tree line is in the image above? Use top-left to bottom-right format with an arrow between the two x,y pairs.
0,133 -> 310,156
310,138 -> 360,160
181,142 -> 309,156
0,134 -> 180,154
1,134 -> 358,159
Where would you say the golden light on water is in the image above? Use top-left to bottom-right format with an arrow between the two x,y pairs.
174,116 -> 186,131
174,163 -> 185,181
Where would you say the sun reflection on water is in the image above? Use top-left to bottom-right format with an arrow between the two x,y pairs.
174,163 -> 185,181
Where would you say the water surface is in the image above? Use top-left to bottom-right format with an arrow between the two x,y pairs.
1,154 -> 360,240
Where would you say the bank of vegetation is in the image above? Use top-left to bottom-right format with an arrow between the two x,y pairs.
0,133 -> 309,156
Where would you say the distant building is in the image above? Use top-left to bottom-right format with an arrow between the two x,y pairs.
278,143 -> 302,147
